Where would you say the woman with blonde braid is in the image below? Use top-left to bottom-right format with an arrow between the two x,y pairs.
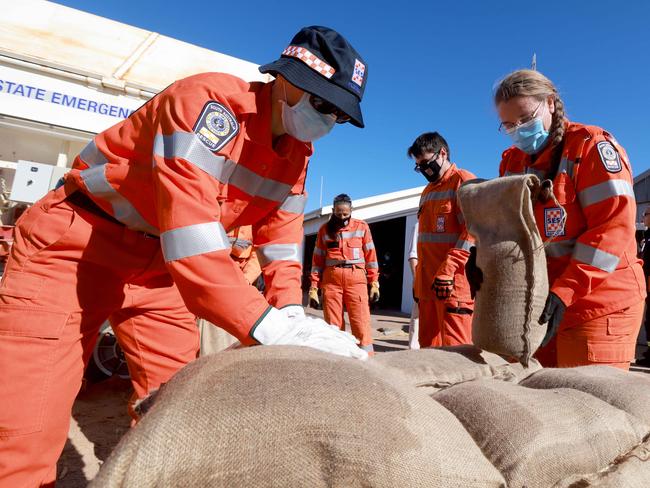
470,69 -> 644,369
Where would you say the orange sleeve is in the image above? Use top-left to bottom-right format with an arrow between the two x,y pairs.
151,84 -> 269,344
551,136 -> 638,307
310,225 -> 327,288
362,222 -> 379,283
253,190 -> 307,309
435,173 -> 475,279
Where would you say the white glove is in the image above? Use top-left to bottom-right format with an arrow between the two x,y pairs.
282,305 -> 306,320
252,308 -> 368,360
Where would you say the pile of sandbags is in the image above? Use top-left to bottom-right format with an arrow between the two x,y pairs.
90,346 -> 506,488
457,175 -> 548,365
91,345 -> 650,487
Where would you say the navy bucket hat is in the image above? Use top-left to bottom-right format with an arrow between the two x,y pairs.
259,26 -> 367,128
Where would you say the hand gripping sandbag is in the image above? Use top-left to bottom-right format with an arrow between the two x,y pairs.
90,346 -> 506,488
457,175 -> 548,365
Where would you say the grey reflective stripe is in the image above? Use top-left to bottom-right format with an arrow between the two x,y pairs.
231,238 -> 252,250
361,344 -> 374,352
503,170 -> 523,176
79,139 -> 108,167
161,222 -> 230,262
545,239 -> 576,258
573,242 -> 619,272
366,261 -> 379,269
418,232 -> 460,244
455,239 -> 473,251
257,243 -> 301,266
279,194 -> 307,214
558,157 -> 576,178
154,132 -> 236,182
525,167 -> 546,179
311,266 -> 323,274
420,190 -> 455,204
352,247 -> 360,259
313,247 -> 325,256
340,230 -> 365,239
578,180 -> 634,208
80,165 -> 158,235
325,258 -> 365,266
154,132 -> 291,203
363,241 -> 375,251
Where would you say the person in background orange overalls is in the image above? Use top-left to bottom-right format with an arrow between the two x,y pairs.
228,225 -> 262,285
407,132 -> 476,347
0,26 -> 369,488
309,194 -> 379,354
469,69 -> 644,370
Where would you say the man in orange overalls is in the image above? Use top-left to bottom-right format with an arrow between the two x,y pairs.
0,26 -> 368,487
309,194 -> 379,353
407,132 -> 476,347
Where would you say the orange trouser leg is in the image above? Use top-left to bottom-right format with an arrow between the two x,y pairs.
0,187 -> 198,487
111,281 -> 198,420
322,267 -> 345,328
418,299 -> 442,347
342,267 -> 373,352
555,301 -> 644,371
435,300 -> 473,346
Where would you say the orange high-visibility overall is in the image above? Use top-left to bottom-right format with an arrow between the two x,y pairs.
0,73 -> 310,487
500,122 -> 645,369
416,164 -> 476,347
310,218 -> 378,352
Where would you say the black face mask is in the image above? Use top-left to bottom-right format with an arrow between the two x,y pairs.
327,215 -> 350,235
417,158 -> 442,183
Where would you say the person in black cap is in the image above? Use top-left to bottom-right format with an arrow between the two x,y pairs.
0,26 -> 368,487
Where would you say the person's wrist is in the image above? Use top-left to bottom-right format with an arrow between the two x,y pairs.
250,307 -> 291,344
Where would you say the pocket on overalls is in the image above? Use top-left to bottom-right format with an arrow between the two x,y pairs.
0,305 -> 69,436
13,190 -> 76,260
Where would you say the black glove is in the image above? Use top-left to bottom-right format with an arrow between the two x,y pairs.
432,277 -> 454,300
465,247 -> 483,299
539,292 -> 566,347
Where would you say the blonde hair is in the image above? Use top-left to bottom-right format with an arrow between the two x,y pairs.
494,69 -> 567,147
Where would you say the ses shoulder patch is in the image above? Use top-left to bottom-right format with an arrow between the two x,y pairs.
597,141 -> 622,173
193,101 -> 239,152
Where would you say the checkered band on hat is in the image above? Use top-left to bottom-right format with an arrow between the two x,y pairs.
282,45 -> 336,79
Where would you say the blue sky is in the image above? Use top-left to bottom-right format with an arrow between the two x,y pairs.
57,0 -> 650,211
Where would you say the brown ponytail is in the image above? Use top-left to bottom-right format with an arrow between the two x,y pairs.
494,69 -> 567,146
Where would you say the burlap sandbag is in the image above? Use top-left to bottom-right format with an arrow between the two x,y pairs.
198,318 -> 238,356
521,365 -> 650,425
91,346 -> 506,488
457,175 -> 548,365
432,379 -> 650,488
554,436 -> 650,488
374,345 -> 541,394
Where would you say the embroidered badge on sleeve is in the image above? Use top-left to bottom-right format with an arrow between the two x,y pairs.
193,101 -> 239,152
597,141 -> 622,173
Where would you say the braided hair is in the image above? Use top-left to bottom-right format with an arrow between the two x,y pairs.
495,69 -> 567,147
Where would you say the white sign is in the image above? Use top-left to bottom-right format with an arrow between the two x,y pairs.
0,64 -> 146,134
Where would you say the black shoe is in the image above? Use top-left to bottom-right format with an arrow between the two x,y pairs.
635,356 -> 650,367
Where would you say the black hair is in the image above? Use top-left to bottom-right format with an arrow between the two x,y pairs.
406,132 -> 450,160
333,193 -> 352,205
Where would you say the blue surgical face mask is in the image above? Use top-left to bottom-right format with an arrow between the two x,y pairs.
507,117 -> 550,154
281,93 -> 336,142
